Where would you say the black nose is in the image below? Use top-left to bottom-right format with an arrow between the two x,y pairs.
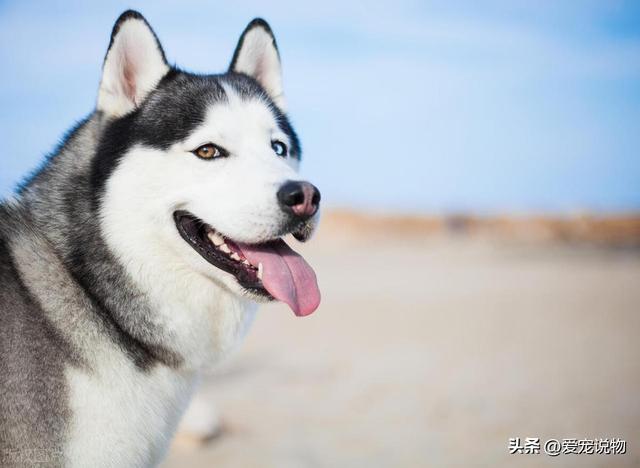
277,181 -> 321,219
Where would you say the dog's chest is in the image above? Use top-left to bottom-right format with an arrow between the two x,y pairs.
64,355 -> 195,468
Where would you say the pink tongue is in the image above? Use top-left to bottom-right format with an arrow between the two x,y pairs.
235,239 -> 320,316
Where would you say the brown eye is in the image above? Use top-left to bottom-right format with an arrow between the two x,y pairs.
192,143 -> 226,160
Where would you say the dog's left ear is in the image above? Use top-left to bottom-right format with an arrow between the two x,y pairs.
230,19 -> 286,110
97,10 -> 169,118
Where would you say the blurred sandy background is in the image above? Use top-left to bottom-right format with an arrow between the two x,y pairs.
162,212 -> 640,468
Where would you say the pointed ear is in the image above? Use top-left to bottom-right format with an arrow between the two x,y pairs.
97,10 -> 169,118
229,19 -> 286,110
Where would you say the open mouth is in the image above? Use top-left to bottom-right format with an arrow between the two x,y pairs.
173,210 -> 320,316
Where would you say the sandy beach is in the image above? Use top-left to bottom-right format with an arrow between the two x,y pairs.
162,217 -> 640,468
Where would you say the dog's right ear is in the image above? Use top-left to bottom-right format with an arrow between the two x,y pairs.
97,10 -> 169,118
229,19 -> 286,111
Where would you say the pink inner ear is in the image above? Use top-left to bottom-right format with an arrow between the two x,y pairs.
122,52 -> 138,106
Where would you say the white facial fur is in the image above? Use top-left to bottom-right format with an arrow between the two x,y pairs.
179,86 -> 300,242
100,86 -> 317,367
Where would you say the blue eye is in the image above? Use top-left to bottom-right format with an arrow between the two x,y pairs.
271,140 -> 287,157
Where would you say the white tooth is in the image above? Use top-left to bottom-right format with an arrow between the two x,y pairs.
257,262 -> 263,280
242,260 -> 251,266
231,253 -> 241,261
220,243 -> 231,254
207,231 -> 224,246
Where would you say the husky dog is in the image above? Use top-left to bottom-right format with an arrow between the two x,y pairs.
0,10 -> 321,467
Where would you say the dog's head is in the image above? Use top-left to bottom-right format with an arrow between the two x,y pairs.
94,11 -> 320,316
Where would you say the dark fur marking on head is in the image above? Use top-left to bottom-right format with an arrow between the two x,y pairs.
90,69 -> 229,209
90,68 -> 301,210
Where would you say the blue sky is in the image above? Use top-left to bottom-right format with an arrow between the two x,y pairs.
0,1 -> 639,213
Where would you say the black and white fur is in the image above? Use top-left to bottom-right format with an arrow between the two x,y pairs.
0,11 -> 318,467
